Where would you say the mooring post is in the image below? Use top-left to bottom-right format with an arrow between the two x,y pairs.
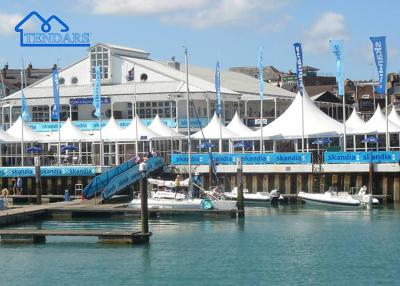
236,157 -> 244,217
34,156 -> 42,205
368,162 -> 373,195
139,162 -> 149,234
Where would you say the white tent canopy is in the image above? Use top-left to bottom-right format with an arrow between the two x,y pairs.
7,116 -> 46,141
254,91 -> 344,139
346,108 -> 366,130
0,129 -> 19,143
348,107 -> 400,135
48,118 -> 91,142
388,108 -> 400,126
148,114 -> 184,138
120,116 -> 161,141
191,113 -> 239,139
226,111 -> 255,138
97,116 -> 126,141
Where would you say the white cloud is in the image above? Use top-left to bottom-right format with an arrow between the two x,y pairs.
0,11 -> 24,36
84,0 -> 290,29
302,12 -> 349,54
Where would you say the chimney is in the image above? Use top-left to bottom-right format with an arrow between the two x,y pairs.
28,62 -> 33,70
167,56 -> 180,70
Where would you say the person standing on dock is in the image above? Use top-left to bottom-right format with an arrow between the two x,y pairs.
16,177 -> 23,195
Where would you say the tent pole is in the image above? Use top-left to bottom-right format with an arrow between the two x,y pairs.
260,98 -> 263,153
385,92 -> 389,151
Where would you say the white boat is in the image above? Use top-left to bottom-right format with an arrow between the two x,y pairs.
224,187 -> 271,203
129,189 -> 237,210
298,186 -> 379,207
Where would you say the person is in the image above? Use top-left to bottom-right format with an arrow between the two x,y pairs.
11,177 -> 16,195
16,177 -> 23,195
192,173 -> 201,198
174,175 -> 182,194
145,149 -> 153,159
151,149 -> 158,157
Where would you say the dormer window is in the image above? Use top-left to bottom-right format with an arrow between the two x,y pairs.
90,45 -> 110,80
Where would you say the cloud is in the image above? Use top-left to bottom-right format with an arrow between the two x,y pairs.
84,0 -> 290,29
302,12 -> 349,54
0,11 -> 24,36
257,15 -> 293,33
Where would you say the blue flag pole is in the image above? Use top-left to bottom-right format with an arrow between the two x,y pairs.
293,42 -> 305,152
51,68 -> 62,165
215,61 -> 223,153
258,47 -> 264,153
92,66 -> 103,165
330,40 -> 346,151
370,36 -> 388,151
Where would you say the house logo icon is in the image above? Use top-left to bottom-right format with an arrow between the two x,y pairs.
15,11 -> 90,47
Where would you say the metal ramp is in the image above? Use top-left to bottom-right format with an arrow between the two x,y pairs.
82,157 -> 164,200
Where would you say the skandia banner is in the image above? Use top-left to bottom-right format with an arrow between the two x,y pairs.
258,47 -> 264,99
215,61 -> 222,115
51,69 -> 60,120
92,66 -> 101,118
293,42 -> 304,95
330,40 -> 344,96
370,36 -> 387,94
20,71 -> 31,122
324,151 -> 399,164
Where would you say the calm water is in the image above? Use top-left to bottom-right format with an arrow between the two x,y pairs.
1,205 -> 400,286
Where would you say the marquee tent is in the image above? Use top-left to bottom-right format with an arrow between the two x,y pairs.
120,116 -> 161,141
345,108 -> 366,130
7,116 -> 47,141
191,113 -> 239,140
148,114 -> 184,138
48,118 -> 91,142
226,111 -> 255,138
0,129 -> 19,143
388,108 -> 400,127
254,90 -> 344,139
97,117 -> 126,141
348,107 -> 400,134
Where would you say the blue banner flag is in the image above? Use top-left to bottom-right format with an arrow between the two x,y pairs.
215,61 -> 222,115
329,40 -> 344,96
370,36 -> 387,94
92,66 -> 101,118
293,43 -> 304,96
51,69 -> 60,120
20,71 -> 31,121
258,47 -> 264,99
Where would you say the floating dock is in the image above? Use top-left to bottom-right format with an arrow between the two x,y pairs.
0,229 -> 150,244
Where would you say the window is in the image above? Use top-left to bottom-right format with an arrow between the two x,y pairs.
90,45 -> 110,80
140,73 -> 148,82
394,84 -> 400,95
71,77 -> 78,84
59,77 -> 65,84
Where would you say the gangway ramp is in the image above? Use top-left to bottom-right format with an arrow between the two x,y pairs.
101,156 -> 164,200
82,157 -> 164,200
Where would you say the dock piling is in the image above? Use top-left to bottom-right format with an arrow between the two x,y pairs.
139,163 -> 149,235
34,156 -> 42,205
236,158 -> 244,217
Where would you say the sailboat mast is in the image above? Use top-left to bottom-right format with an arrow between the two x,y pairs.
184,47 -> 192,194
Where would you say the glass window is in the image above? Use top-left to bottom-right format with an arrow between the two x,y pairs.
90,45 -> 110,80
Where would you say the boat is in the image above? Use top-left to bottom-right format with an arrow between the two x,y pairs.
298,186 -> 379,207
130,191 -> 236,210
224,187 -> 271,203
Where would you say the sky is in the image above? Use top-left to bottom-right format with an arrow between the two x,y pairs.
0,0 -> 399,80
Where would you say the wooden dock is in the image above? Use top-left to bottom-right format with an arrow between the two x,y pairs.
0,229 -> 151,244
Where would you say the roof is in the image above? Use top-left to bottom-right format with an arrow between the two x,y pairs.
254,90 -> 345,139
226,111 -> 255,137
310,90 -> 342,103
191,113 -> 239,139
94,43 -> 150,56
120,116 -> 162,140
148,114 -> 184,138
348,107 -> 400,134
346,108 -> 366,130
48,118 -> 91,141
183,65 -> 295,98
6,116 -> 47,141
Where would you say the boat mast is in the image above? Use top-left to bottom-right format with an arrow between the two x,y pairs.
184,47 -> 193,196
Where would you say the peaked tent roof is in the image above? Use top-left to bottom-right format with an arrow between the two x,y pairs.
191,113 -> 239,139
346,108 -> 366,130
348,107 -> 400,134
7,117 -> 47,141
97,117 -> 127,141
254,90 -> 344,139
148,114 -> 183,138
388,108 -> 400,126
120,116 -> 161,141
0,129 -> 19,143
48,118 -> 91,142
226,111 -> 255,138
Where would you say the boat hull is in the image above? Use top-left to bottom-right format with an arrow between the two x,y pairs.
298,192 -> 361,207
129,198 -> 236,211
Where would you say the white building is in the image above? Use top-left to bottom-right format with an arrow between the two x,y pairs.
0,43 -> 300,131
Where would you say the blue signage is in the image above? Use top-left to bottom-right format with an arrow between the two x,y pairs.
70,97 -> 111,106
15,11 -> 90,47
293,42 -> 304,96
0,166 -> 96,177
324,151 -> 400,164
171,153 -> 312,165
370,36 -> 387,94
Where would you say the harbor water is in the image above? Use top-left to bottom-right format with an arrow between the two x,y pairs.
0,205 -> 399,286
